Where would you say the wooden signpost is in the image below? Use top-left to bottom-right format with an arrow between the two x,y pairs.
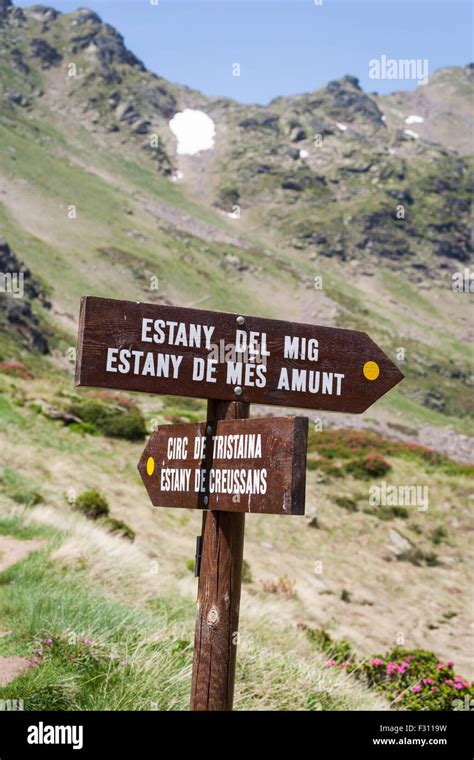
137,416 -> 308,515
75,296 -> 404,711
75,296 -> 403,413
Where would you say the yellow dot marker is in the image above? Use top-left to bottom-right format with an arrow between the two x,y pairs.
363,361 -> 380,381
146,456 -> 155,476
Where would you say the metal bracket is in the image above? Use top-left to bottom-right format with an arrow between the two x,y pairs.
194,535 -> 203,577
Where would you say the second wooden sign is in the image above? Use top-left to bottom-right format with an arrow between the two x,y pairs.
138,416 -> 308,515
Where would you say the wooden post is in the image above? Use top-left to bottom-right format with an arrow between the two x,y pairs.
190,399 -> 250,711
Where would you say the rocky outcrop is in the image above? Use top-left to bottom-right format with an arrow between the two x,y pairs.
0,0 -> 12,25
0,238 -> 51,354
324,75 -> 385,126
30,38 -> 62,68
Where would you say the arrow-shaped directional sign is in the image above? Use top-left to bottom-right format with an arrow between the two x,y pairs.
138,417 -> 308,515
76,296 -> 403,413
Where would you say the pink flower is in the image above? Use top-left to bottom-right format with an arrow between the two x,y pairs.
397,662 -> 409,675
324,659 -> 337,667
430,686 -> 438,693
447,660 -> 454,667
386,661 -> 399,675
454,682 -> 464,690
371,658 -> 384,666
437,664 -> 445,670
412,684 -> 422,693
423,677 -> 434,684
26,658 -> 39,667
340,661 -> 350,668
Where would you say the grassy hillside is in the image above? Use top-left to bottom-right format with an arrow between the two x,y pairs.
0,1 -> 472,710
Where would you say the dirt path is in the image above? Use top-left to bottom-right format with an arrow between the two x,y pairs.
0,657 -> 30,687
0,536 -> 45,574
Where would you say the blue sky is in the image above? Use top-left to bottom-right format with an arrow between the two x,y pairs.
16,0 -> 473,103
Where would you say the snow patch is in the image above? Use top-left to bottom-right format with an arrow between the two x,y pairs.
169,109 -> 216,156
336,122 -> 347,132
299,149 -> 309,159
404,129 -> 419,139
381,114 -> 386,122
405,114 -> 424,125
171,170 -> 184,182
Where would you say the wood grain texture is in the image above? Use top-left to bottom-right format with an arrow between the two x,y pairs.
75,296 -> 404,413
137,416 -> 308,514
190,400 -> 249,711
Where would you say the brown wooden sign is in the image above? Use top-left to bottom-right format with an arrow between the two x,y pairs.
75,297 -> 403,413
138,416 -> 308,515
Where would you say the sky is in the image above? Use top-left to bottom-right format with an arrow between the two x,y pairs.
16,0 -> 473,104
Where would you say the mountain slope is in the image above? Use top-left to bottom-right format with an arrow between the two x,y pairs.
0,0 -> 472,437
0,1 -> 473,708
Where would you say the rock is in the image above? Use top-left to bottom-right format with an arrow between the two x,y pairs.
239,114 -> 280,131
29,400 -> 81,425
223,253 -> 249,272
6,302 -> 49,354
435,239 -> 471,263
132,119 -> 151,135
325,75 -> 384,126
90,27 -> 145,70
116,102 -> 140,125
6,90 -> 29,107
423,390 -> 446,412
30,38 -> 62,68
0,0 -> 12,23
282,179 -> 303,191
389,529 -> 411,555
29,6 -> 58,23
0,237 -> 51,354
10,48 -> 29,75
73,8 -> 102,25
291,127 -> 307,142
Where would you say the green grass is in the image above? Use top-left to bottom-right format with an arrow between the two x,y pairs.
0,513 -> 386,711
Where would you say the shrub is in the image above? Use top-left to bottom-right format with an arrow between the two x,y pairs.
69,421 -> 97,436
68,397 -> 147,441
397,547 -> 440,567
72,490 -> 109,520
263,574 -> 296,597
335,497 -> 358,512
345,453 -> 391,479
430,526 -> 447,545
362,648 -> 474,710
365,505 -> 409,520
304,628 -> 473,711
301,625 -> 354,665
99,517 -> 135,541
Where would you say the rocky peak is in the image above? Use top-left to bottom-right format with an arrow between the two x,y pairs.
0,0 -> 12,24
73,8 -> 102,25
324,74 -> 384,125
